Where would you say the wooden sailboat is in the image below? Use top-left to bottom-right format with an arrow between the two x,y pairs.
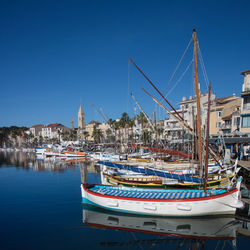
103,172 -> 236,189
81,29 -> 244,216
81,177 -> 242,216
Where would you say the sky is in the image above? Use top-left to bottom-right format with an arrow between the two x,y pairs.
0,0 -> 250,128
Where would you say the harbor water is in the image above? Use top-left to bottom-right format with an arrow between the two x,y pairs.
0,151 -> 250,250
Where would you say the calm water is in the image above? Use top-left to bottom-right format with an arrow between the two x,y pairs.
0,151 -> 250,250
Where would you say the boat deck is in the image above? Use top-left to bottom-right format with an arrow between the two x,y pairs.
88,185 -> 226,200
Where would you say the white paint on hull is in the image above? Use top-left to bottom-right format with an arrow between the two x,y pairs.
81,184 -> 242,217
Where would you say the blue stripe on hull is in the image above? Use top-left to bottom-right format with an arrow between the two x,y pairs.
98,161 -> 203,183
86,184 -> 226,200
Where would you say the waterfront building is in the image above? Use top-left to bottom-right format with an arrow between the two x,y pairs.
209,95 -> 241,136
30,124 -> 43,137
98,122 -> 112,142
41,123 -> 70,140
240,70 -> 250,136
164,93 -> 215,147
85,121 -> 101,141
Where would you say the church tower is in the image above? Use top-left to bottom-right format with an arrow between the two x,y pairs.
78,105 -> 85,131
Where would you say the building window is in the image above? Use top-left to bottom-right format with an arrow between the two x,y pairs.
216,122 -> 221,128
243,97 -> 250,110
234,117 -> 240,126
224,119 -> 231,126
217,111 -> 222,118
242,116 -> 250,128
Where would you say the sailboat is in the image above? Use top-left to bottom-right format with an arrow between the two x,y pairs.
81,29 -> 244,216
103,171 -> 236,189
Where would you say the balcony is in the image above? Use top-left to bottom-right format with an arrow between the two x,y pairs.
242,103 -> 250,111
165,125 -> 182,131
241,87 -> 250,97
221,124 -> 231,130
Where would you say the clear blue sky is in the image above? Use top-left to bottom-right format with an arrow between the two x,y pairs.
1,0 -> 249,128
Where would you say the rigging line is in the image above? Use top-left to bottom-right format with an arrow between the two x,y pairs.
165,58 -> 194,98
162,37 -> 193,98
197,41 -> 209,90
198,42 -> 210,88
128,57 -> 186,123
127,58 -> 130,115
131,92 -> 165,149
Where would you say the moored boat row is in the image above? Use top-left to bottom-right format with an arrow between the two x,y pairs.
80,29 -> 245,218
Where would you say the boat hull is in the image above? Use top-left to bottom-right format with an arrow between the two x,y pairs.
105,174 -> 235,189
81,184 -> 243,217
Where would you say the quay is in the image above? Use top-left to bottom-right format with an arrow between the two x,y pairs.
238,160 -> 250,170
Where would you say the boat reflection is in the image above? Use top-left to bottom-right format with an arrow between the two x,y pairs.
82,204 -> 241,243
0,151 -> 93,173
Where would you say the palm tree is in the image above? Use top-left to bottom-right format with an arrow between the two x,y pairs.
113,120 -> 121,153
156,127 -> 164,147
39,135 -> 43,145
106,128 -> 113,143
137,112 -> 148,128
83,131 -> 89,141
119,112 -> 130,152
137,112 -> 149,144
107,118 -> 114,128
120,112 -> 130,124
57,129 -> 62,143
141,130 -> 152,145
128,118 -> 135,143
93,128 -> 103,144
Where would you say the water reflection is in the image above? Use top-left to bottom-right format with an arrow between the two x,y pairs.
0,151 -> 97,173
1,150 -> 250,249
82,204 -> 242,248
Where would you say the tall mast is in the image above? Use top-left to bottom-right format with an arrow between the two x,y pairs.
193,29 -> 203,174
204,82 -> 211,193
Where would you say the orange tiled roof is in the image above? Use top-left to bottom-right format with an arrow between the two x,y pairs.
31,124 -> 43,128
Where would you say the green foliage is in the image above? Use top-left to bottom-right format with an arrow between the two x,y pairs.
0,126 -> 28,147
141,130 -> 152,144
92,128 -> 103,143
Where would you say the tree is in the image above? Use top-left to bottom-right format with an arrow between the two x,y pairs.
106,128 -> 113,143
137,112 -> 148,129
93,128 -> 103,143
83,131 -> 89,141
0,126 -> 28,147
128,118 -> 135,143
141,130 -> 152,145
0,129 -> 9,147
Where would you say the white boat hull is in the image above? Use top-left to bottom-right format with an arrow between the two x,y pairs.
81,183 -> 243,217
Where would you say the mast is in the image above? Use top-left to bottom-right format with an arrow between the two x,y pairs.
142,87 -> 194,133
182,105 -> 184,152
192,106 -> 196,160
193,29 -> 203,175
128,57 -> 191,128
204,82 -> 211,193
154,111 -> 158,146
